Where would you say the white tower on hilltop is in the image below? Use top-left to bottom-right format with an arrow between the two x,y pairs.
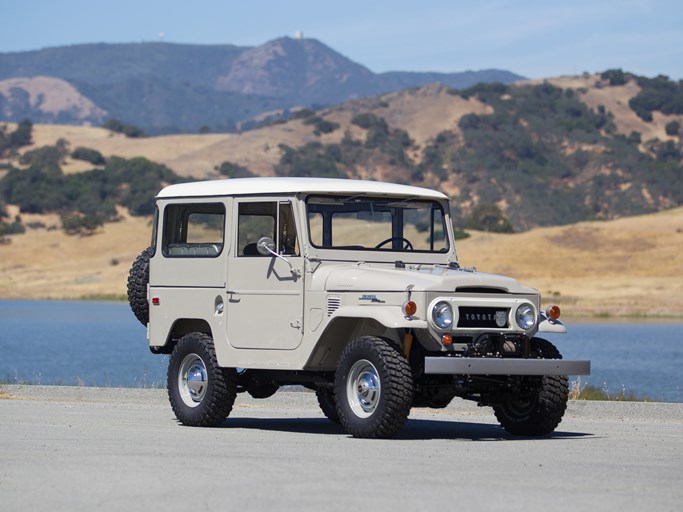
294,31 -> 303,40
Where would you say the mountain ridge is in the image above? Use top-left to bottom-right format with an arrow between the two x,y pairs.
0,37 -> 524,133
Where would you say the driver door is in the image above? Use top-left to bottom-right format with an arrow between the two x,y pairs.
226,199 -> 304,350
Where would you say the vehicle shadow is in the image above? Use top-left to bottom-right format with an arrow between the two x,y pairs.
217,416 -> 593,441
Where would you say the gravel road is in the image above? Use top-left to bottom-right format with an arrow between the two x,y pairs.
1,385 -> 682,512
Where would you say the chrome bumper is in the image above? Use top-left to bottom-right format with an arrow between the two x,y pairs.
424,357 -> 591,376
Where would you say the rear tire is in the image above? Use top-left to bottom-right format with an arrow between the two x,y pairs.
335,336 -> 414,438
316,388 -> 340,424
493,337 -> 568,436
167,332 -> 237,427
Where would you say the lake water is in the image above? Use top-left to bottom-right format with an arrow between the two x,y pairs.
1,300 -> 682,402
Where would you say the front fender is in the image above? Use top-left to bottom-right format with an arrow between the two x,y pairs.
329,305 -> 428,330
304,306 -> 426,370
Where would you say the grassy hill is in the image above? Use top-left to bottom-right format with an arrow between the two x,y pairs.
3,71 -> 681,229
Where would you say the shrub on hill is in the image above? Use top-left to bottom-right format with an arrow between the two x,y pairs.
71,147 -> 106,165
665,120 -> 680,136
463,204 -> 514,233
303,115 -> 340,136
276,142 -> 347,179
20,142 -> 69,167
103,118 -> 146,138
0,215 -> 24,236
600,69 -> 629,86
629,75 -> 683,121
0,151 -> 182,233
216,161 -> 254,179
0,119 -> 33,157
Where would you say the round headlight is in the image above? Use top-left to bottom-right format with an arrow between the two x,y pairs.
515,303 -> 536,330
432,301 -> 454,329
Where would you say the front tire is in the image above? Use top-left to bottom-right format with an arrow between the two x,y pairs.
335,336 -> 414,438
493,337 -> 569,436
168,332 -> 237,427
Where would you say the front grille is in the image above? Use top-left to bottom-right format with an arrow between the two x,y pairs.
458,307 -> 509,328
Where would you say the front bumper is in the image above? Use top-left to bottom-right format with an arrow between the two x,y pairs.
424,357 -> 591,376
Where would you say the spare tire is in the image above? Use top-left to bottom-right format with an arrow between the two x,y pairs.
128,247 -> 152,325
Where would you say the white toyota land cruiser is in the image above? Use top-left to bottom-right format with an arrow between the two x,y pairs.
128,177 -> 590,438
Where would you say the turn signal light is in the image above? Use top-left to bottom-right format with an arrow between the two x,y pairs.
546,305 -> 561,320
403,300 -> 417,317
442,334 -> 453,346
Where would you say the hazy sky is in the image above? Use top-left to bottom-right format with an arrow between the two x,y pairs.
1,0 -> 681,80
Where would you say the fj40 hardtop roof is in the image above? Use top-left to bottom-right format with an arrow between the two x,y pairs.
157,177 -> 448,200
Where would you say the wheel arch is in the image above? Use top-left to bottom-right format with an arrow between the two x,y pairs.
304,314 -> 408,370
151,318 -> 214,355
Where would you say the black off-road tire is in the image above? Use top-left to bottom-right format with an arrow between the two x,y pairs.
127,247 -> 152,325
168,332 -> 237,427
316,388 -> 340,424
493,337 -> 569,436
335,336 -> 414,438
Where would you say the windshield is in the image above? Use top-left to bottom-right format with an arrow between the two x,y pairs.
306,195 -> 450,253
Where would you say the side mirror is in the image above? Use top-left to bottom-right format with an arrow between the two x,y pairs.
256,236 -> 301,279
257,237 -> 277,256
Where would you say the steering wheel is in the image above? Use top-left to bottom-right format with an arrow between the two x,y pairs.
375,237 -> 414,251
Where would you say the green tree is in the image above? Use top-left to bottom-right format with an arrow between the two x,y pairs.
103,118 -> 146,138
465,204 -> 514,233
275,142 -> 346,178
216,161 -> 254,178
60,212 -> 103,236
665,120 -> 680,136
601,69 -> 628,86
9,118 -> 33,148
71,147 -> 106,165
20,144 -> 68,167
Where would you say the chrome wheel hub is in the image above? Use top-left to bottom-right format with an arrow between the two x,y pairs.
346,359 -> 381,418
178,353 -> 208,408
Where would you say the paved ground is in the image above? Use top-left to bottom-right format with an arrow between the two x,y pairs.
1,385 -> 682,512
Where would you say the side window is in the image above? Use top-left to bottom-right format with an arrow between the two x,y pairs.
162,203 -> 225,258
238,201 -> 299,257
238,202 -> 276,256
308,211 -> 323,247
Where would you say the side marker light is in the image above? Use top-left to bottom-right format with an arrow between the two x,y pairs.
546,305 -> 561,320
403,300 -> 417,317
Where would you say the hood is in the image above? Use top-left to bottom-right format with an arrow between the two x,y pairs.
321,263 -> 537,295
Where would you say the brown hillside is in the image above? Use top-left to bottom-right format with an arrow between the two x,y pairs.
11,73 -> 681,183
0,76 -> 107,124
529,75 -> 682,145
9,85 -> 493,178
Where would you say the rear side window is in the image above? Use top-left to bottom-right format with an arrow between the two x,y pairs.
162,203 -> 225,258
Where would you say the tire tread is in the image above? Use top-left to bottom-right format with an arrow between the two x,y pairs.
168,332 -> 236,427
336,336 -> 414,438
